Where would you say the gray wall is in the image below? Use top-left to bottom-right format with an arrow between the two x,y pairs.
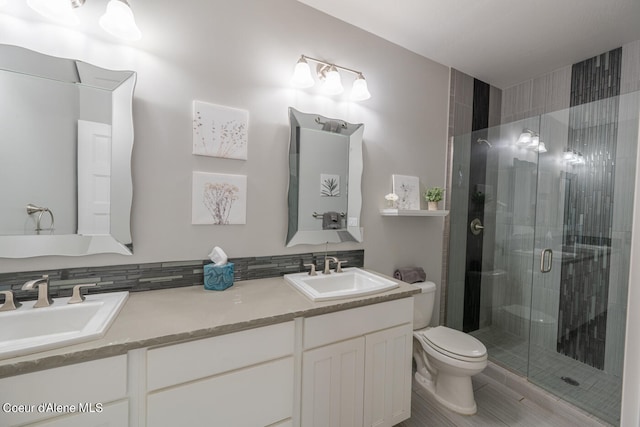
0,0 -> 449,318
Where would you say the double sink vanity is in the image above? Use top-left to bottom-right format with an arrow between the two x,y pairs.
0,268 -> 419,427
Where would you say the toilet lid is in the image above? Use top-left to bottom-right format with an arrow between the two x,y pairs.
421,326 -> 486,359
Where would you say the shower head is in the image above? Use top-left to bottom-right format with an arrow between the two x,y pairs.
477,138 -> 492,148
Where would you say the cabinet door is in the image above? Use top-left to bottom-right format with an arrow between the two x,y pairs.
301,337 -> 365,427
363,324 -> 413,427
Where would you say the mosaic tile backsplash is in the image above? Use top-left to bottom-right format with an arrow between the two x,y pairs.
0,250 -> 364,300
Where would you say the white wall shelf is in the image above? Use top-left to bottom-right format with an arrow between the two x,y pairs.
379,209 -> 449,217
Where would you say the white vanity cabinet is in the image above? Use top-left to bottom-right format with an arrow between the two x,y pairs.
0,293 -> 414,427
145,321 -> 295,427
0,355 -> 128,427
301,298 -> 413,427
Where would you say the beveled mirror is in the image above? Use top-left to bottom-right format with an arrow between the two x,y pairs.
286,108 -> 364,246
0,45 -> 136,257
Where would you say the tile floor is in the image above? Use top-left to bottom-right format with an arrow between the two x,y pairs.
472,327 -> 622,425
396,367 -> 612,427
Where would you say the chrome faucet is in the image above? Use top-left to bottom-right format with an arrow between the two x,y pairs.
323,257 -> 338,274
21,275 -> 53,308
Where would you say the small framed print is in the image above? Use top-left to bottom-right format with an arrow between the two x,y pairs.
392,174 -> 420,210
192,101 -> 248,160
192,172 -> 247,225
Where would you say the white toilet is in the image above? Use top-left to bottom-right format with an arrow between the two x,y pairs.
412,281 -> 488,415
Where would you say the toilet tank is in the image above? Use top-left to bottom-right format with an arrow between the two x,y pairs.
413,281 -> 436,329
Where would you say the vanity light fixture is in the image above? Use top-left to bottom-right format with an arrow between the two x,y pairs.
27,0 -> 142,41
562,149 -> 585,165
99,0 -> 142,41
291,55 -> 371,101
533,142 -> 547,153
516,129 -> 534,145
27,0 -> 79,25
516,128 -> 547,153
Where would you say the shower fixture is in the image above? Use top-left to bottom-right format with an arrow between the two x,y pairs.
476,138 -> 492,148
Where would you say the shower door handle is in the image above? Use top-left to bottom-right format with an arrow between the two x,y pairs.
540,248 -> 553,273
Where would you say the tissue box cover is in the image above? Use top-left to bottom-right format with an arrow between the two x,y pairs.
204,263 -> 234,291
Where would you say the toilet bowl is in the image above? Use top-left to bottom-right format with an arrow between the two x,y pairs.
412,282 -> 487,415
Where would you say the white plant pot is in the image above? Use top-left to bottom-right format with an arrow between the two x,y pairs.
428,201 -> 439,211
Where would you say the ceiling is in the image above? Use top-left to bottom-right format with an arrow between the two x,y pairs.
296,0 -> 640,89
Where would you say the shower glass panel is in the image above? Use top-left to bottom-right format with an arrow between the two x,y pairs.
446,91 -> 640,426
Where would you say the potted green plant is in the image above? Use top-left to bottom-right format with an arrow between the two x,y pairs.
424,187 -> 444,211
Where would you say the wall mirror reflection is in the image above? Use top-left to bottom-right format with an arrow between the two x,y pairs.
0,45 -> 136,257
286,108 -> 364,247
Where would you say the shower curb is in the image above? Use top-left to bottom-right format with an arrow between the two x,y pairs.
479,361 -> 613,426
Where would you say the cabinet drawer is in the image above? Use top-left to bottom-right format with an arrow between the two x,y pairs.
303,298 -> 413,349
0,355 -> 127,426
147,321 -> 294,391
147,356 -> 294,427
21,400 -> 128,427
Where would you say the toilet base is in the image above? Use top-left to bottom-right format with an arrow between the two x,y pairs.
414,371 -> 478,415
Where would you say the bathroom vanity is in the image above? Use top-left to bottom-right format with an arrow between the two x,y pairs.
0,275 -> 418,427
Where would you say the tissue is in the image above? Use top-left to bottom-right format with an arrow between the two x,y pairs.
204,246 -> 233,291
208,246 -> 228,266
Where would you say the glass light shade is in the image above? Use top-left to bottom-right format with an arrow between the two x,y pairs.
516,131 -> 532,145
351,75 -> 371,101
322,67 -> 343,95
99,0 -> 142,41
534,142 -> 547,153
27,0 -> 79,25
291,58 -> 314,88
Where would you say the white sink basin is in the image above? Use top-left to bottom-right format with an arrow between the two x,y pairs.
0,291 -> 128,360
285,267 -> 399,302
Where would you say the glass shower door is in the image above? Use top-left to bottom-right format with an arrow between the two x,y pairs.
447,91 -> 640,426
447,116 -> 542,377
526,92 -> 639,426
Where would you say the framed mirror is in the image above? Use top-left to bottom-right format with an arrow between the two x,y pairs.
286,108 -> 364,246
0,45 -> 136,257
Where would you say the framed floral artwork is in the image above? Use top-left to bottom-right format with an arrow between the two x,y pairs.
192,101 -> 248,160
392,174 -> 420,210
320,173 -> 340,197
192,172 -> 247,225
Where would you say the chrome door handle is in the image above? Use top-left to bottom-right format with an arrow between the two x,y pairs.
540,248 -> 553,273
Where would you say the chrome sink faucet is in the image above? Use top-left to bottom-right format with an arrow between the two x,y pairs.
21,275 -> 53,308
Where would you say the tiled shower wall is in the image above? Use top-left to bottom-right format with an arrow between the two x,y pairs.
0,249 -> 364,300
443,69 -> 501,329
558,48 -> 622,369
500,40 -> 640,374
